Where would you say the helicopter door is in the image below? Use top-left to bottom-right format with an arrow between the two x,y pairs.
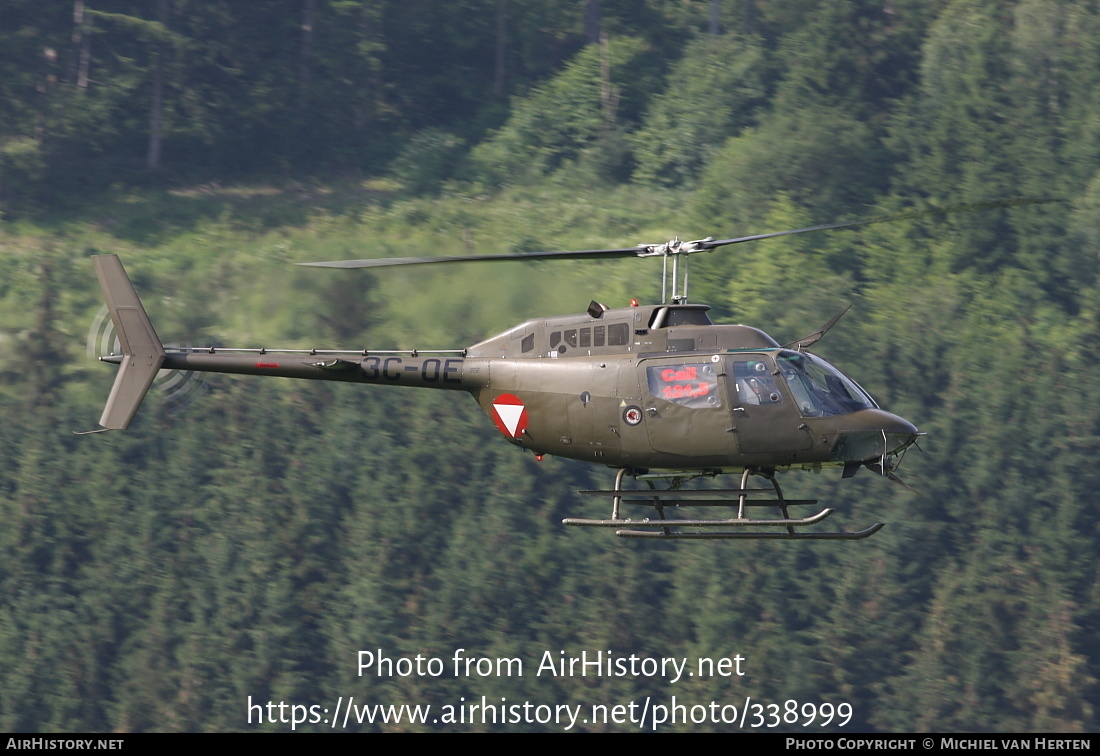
727,355 -> 813,456
639,357 -> 732,462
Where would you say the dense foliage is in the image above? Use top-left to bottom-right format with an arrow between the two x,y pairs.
2,0 -> 1098,732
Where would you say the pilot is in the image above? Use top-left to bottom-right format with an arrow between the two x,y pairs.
738,377 -> 764,405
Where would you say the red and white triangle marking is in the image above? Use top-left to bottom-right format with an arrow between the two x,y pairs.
491,393 -> 528,438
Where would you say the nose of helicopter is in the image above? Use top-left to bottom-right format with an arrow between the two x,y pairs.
827,409 -> 920,463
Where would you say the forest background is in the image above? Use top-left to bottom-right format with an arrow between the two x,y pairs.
1,0 -> 1099,732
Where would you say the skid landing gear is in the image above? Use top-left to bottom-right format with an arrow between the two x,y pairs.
563,468 -> 884,540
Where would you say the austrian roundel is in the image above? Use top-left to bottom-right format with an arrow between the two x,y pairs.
491,393 -> 529,439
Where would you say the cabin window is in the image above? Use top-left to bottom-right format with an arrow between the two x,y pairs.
552,324 -> 622,350
608,323 -> 629,346
646,363 -> 721,409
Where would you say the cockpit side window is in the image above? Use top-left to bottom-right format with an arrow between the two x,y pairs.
732,359 -> 784,405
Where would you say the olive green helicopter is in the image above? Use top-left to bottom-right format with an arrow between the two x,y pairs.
86,199 -> 1050,540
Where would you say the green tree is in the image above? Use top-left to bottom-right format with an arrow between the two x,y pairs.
466,37 -> 658,186
631,33 -> 771,187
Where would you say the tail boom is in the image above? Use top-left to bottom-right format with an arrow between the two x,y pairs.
91,255 -> 483,430
156,350 -> 479,390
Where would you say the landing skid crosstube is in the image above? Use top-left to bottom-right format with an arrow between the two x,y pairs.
563,468 -> 884,540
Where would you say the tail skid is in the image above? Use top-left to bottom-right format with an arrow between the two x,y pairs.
91,255 -> 166,430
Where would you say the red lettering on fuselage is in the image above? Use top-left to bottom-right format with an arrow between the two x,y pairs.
661,366 -> 697,382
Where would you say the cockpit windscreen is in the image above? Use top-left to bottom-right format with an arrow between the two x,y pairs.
775,351 -> 878,417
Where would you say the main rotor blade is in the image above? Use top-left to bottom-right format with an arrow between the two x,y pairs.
701,196 -> 1062,250
298,246 -> 646,269
299,196 -> 1062,269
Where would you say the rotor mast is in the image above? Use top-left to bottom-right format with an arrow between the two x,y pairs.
637,237 -> 713,304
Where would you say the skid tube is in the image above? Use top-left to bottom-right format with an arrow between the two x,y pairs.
562,468 -> 884,540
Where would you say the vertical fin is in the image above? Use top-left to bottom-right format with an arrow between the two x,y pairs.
93,255 -> 166,430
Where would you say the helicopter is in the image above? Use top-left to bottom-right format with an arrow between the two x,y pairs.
86,199 -> 1050,540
